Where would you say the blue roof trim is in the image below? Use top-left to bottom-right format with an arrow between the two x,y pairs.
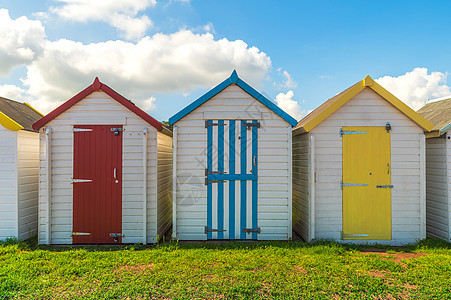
440,122 -> 451,134
169,70 -> 298,127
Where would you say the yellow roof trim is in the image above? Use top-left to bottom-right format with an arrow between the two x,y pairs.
24,102 -> 44,117
302,75 -> 434,132
0,110 -> 24,131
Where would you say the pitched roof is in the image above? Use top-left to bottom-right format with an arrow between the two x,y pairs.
0,97 -> 43,132
33,78 -> 167,134
417,96 -> 451,137
168,70 -> 298,126
294,75 -> 434,133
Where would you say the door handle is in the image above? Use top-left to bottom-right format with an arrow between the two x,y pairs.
387,163 -> 390,175
253,156 -> 256,167
114,168 -> 118,183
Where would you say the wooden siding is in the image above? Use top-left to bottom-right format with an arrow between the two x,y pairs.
0,125 -> 18,240
425,136 -> 449,240
448,132 -> 451,241
310,87 -> 424,245
38,91 -> 163,244
156,131 -> 173,240
174,84 -> 291,240
292,132 -> 310,241
17,130 -> 39,240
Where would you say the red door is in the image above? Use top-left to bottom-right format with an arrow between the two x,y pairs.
72,125 -> 123,244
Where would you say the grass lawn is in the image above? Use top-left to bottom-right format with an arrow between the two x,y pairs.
0,238 -> 450,299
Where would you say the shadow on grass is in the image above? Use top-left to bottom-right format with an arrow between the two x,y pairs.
3,235 -> 450,254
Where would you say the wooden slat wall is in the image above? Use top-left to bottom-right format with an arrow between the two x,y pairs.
156,131 -> 173,240
38,91 -> 163,244
17,130 -> 39,241
310,87 -> 424,245
425,137 -> 448,240
447,132 -> 451,241
174,84 -> 291,240
292,132 -> 310,241
0,125 -> 18,240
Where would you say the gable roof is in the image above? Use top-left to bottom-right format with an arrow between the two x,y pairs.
168,70 -> 298,126
417,96 -> 451,137
0,97 -> 43,132
33,77 -> 166,133
294,75 -> 434,133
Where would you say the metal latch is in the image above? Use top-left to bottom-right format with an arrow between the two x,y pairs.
339,128 -> 367,137
205,227 -> 226,233
205,121 -> 226,128
340,181 -> 368,189
110,233 -> 123,242
73,128 -> 93,132
376,185 -> 394,188
205,169 -> 227,176
72,179 -> 93,183
242,228 -> 261,233
110,128 -> 124,132
72,232 -> 91,236
242,122 -> 260,129
205,178 -> 226,185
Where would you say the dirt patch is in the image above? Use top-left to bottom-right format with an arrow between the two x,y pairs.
115,263 -> 155,274
362,249 -> 427,263
367,270 -> 387,278
294,266 -> 307,275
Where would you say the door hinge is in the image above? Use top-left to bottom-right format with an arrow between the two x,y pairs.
110,233 -> 124,242
73,128 -> 93,132
205,227 -> 226,233
341,232 -> 369,239
205,178 -> 226,185
72,232 -> 91,236
340,181 -> 368,189
242,228 -> 261,234
339,128 -> 367,137
205,121 -> 226,128
110,128 -> 124,132
72,179 -> 93,183
205,169 -> 227,176
376,185 -> 394,189
242,122 -> 260,129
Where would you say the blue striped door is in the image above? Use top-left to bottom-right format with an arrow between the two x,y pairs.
206,120 -> 258,240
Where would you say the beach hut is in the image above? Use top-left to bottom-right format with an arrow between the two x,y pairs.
169,70 -> 297,241
33,78 -> 172,244
292,76 -> 433,245
0,97 -> 42,241
417,96 -> 451,242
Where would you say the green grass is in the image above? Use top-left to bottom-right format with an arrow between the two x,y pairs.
0,238 -> 450,299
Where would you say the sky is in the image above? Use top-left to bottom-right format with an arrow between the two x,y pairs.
0,0 -> 450,122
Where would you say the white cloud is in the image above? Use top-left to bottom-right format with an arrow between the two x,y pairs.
0,9 -> 45,76
142,96 -> 156,111
22,30 -> 271,113
376,68 -> 451,110
275,90 -> 304,121
0,84 -> 31,102
274,68 -> 297,89
49,0 -> 156,40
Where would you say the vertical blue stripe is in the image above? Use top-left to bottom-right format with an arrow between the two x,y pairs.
251,120 -> 258,240
207,120 -> 213,239
240,120 -> 247,239
217,120 -> 224,239
229,120 -> 236,240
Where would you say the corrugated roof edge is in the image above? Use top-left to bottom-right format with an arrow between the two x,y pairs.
168,70 -> 298,127
32,77 -> 167,134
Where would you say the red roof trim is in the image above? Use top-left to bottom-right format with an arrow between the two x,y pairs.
32,77 -> 163,131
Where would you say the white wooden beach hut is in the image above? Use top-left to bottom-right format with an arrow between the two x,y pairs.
33,78 -> 172,244
0,97 -> 42,241
169,70 -> 298,241
417,96 -> 451,242
292,76 -> 433,245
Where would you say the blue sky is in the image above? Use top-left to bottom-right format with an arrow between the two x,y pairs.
0,0 -> 450,121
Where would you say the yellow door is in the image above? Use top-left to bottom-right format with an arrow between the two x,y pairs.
342,126 -> 391,240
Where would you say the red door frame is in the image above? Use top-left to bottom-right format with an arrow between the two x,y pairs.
72,125 -> 123,244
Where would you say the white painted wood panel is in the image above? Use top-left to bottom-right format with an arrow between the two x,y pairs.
447,132 -> 451,241
0,125 -> 18,241
38,91 -> 169,244
174,84 -> 291,240
307,87 -> 425,245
